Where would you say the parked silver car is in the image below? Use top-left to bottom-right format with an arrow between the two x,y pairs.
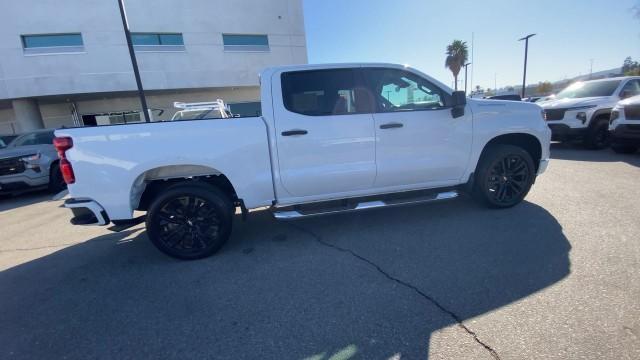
0,129 -> 65,194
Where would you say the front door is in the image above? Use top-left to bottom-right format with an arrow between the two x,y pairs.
273,68 -> 377,198
362,67 -> 473,188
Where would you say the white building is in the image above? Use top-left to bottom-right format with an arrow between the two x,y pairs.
0,0 -> 307,133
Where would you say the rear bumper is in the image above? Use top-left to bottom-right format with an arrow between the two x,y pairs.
64,198 -> 110,226
547,123 -> 587,140
0,172 -> 49,193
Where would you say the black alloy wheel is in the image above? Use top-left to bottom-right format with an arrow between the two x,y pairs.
473,144 -> 535,208
486,154 -> 531,205
146,184 -> 233,260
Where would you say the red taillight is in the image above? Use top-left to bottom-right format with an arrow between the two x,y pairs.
59,158 -> 76,184
53,136 -> 73,153
53,136 -> 75,184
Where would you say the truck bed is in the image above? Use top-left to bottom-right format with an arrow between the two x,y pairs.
55,118 -> 275,220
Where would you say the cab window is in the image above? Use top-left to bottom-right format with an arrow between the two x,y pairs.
281,69 -> 373,116
362,68 -> 448,113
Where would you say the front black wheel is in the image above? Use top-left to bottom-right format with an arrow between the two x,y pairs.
146,183 -> 233,260
48,162 -> 67,193
472,144 -> 535,208
583,120 -> 610,150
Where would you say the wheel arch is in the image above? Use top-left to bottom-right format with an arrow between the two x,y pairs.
590,108 -> 612,126
478,133 -> 542,172
131,164 -> 238,212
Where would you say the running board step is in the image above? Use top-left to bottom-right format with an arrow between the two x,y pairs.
272,190 -> 458,220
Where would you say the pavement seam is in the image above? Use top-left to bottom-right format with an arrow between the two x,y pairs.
0,242 -> 87,253
288,223 -> 501,360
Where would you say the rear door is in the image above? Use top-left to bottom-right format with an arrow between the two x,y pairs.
272,68 -> 376,197
362,67 -> 473,188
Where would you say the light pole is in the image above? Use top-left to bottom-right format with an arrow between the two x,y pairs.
518,33 -> 536,99
117,0 -> 150,122
464,62 -> 472,95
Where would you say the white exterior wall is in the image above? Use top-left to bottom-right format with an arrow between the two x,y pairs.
0,0 -> 306,99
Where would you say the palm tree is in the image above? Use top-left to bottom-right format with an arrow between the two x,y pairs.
445,40 -> 469,91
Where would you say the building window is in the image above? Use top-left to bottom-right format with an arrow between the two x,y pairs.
81,111 -> 143,126
222,34 -> 269,52
131,33 -> 185,52
21,33 -> 84,55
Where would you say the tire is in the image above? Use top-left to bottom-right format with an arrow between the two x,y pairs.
583,119 -> 610,150
48,162 -> 67,193
146,183 -> 234,260
611,144 -> 638,154
472,144 -> 535,208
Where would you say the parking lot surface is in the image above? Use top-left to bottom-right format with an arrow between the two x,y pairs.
1,144 -> 639,360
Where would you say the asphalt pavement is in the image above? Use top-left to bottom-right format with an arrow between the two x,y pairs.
0,143 -> 639,359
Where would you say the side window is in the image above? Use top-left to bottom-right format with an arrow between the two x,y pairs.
620,80 -> 640,98
13,133 -> 37,147
363,68 -> 447,113
281,69 -> 373,116
35,132 -> 55,145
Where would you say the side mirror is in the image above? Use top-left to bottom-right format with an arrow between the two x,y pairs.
451,91 -> 466,118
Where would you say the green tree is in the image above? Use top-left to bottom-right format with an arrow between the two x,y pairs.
485,88 -> 494,96
445,40 -> 469,91
537,81 -> 553,95
623,57 -> 640,76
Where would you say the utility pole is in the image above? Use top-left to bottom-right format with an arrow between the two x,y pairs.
518,33 -> 536,98
589,59 -> 594,79
117,0 -> 150,122
464,62 -> 472,95
494,73 -> 497,94
470,32 -> 474,96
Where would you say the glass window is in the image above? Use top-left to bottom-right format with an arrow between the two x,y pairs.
223,34 -> 269,51
228,102 -> 262,117
281,69 -> 373,116
131,33 -> 184,46
363,68 -> 447,112
22,34 -> 83,48
34,131 -> 55,145
12,134 -> 36,146
620,80 -> 640,98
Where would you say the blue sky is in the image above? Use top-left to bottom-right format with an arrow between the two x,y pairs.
303,0 -> 640,90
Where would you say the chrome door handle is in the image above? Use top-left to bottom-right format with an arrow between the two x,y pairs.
380,123 -> 403,129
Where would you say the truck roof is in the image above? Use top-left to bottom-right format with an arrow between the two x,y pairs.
260,62 -> 454,94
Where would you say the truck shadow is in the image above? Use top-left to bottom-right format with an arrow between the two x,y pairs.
0,198 -> 570,359
550,142 -> 640,167
0,189 -> 53,213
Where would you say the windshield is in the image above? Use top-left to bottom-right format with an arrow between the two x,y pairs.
556,80 -> 621,99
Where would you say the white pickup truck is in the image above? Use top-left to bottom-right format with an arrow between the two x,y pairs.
54,63 -> 551,259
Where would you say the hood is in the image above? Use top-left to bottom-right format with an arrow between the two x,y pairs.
537,96 -> 610,109
618,94 -> 640,107
467,97 -> 542,114
0,145 -> 44,160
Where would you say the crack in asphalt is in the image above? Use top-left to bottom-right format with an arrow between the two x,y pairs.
288,223 -> 501,360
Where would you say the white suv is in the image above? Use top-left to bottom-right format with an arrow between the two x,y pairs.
538,76 -> 640,149
609,94 -> 640,154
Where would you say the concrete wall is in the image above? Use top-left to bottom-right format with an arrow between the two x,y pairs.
0,86 -> 261,131
0,0 -> 306,100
